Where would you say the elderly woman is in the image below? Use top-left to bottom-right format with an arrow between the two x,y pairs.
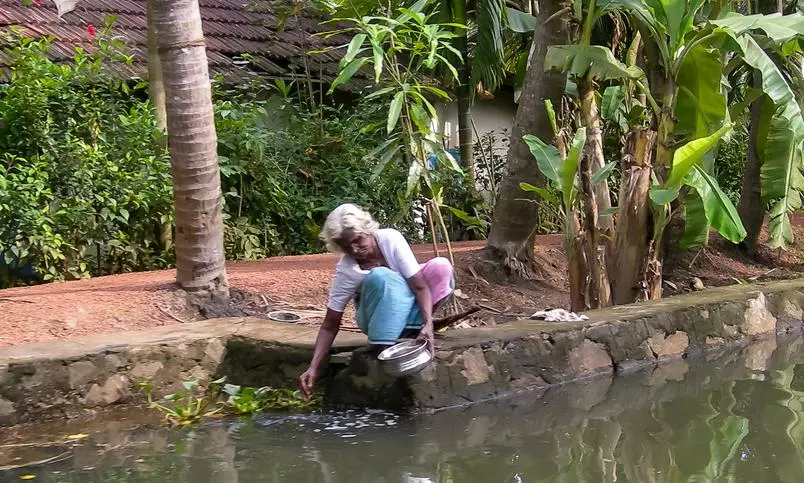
299,204 -> 454,398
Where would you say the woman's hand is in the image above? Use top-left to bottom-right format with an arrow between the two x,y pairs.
300,309 -> 344,402
299,366 -> 316,401
417,322 -> 435,356
406,272 -> 435,356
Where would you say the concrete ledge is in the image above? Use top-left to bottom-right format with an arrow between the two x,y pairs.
1,278 -> 803,426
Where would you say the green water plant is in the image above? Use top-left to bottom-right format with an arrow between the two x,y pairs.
138,377 -> 321,426
138,378 -> 226,426
222,383 -> 323,413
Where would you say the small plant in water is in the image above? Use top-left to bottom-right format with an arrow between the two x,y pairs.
138,377 -> 321,426
137,378 -> 226,426
223,383 -> 322,413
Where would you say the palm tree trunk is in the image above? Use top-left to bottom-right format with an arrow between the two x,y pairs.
152,0 -> 229,299
486,0 -> 571,274
147,0 -> 172,252
147,0 -> 167,136
451,0 -> 479,203
738,0 -> 781,254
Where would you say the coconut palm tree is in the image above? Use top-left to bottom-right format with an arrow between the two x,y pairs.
486,0 -> 573,275
151,0 -> 229,299
146,0 -> 172,252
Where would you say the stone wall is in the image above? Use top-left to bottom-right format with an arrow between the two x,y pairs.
0,320 -> 364,426
1,279 -> 803,426
327,279 -> 804,411
0,328 -> 228,426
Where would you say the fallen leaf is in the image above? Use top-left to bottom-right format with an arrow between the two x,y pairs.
20,475 -> 36,480
65,433 -> 89,440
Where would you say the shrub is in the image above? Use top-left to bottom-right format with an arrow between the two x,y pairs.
0,31 -> 174,286
714,123 -> 748,204
0,31 -> 419,286
213,80 -> 416,257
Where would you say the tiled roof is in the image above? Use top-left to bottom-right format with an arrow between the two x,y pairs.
0,0 -> 361,85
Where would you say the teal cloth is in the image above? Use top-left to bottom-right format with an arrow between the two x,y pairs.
355,267 -> 423,345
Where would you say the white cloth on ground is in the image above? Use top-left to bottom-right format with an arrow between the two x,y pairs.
530,308 -> 589,322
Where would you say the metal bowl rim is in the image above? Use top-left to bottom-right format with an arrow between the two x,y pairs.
266,311 -> 302,322
377,339 -> 429,361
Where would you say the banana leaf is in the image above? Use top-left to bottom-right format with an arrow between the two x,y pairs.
675,43 -> 728,139
545,45 -> 644,80
681,188 -> 710,248
734,35 -> 804,247
685,166 -> 747,243
712,13 -> 804,44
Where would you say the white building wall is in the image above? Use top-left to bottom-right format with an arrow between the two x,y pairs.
435,96 -> 517,159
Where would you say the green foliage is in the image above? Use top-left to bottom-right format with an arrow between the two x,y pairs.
675,43 -> 728,139
212,79 -> 414,257
0,31 -> 418,287
686,164 -> 747,244
471,0 -> 507,93
223,383 -> 322,413
646,122 -> 744,246
322,3 -> 468,250
138,379 -> 226,427
0,32 -> 174,286
505,6 -> 537,32
138,378 -> 321,426
726,30 -> 804,248
714,124 -> 748,203
524,128 -> 588,212
545,45 -> 644,80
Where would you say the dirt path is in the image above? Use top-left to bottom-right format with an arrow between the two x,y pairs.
0,219 -> 800,349
0,240 -> 511,348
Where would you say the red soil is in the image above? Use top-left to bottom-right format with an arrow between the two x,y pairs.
0,219 -> 801,349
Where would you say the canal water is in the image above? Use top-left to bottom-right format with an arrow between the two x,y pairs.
3,335 -> 804,482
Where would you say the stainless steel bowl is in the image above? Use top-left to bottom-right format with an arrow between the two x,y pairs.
377,339 -> 433,377
267,311 -> 301,323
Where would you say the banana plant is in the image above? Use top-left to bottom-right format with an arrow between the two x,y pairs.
711,13 -> 804,248
607,2 -> 803,248
536,0 -> 756,305
521,119 -> 590,311
541,0 -> 652,307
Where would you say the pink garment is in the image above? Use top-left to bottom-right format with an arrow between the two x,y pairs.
420,257 -> 454,305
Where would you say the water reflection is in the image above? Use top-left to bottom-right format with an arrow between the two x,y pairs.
4,335 -> 804,482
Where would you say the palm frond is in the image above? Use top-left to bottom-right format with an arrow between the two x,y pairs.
470,0 -> 507,93
502,28 -> 530,72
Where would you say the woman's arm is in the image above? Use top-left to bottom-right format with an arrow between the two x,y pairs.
299,308 -> 343,399
406,272 -> 434,355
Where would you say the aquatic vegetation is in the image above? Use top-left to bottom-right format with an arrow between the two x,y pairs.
222,384 -> 323,414
138,379 -> 226,427
138,377 -> 321,426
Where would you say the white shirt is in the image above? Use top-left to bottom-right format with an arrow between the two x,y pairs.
326,228 -> 420,312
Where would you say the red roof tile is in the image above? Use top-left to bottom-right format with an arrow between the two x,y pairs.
0,0 -> 366,87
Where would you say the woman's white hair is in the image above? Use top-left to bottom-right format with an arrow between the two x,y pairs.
319,203 -> 380,252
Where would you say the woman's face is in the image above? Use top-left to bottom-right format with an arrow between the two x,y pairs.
335,229 -> 376,261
